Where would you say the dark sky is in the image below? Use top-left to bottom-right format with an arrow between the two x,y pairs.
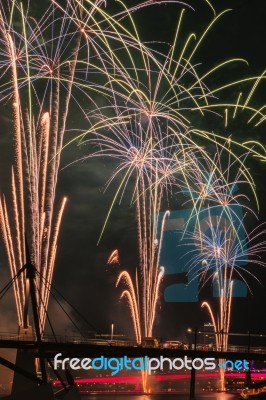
1,0 -> 266,346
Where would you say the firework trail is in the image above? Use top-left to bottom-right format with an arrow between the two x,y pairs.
180,142 -> 259,240
0,0 -> 84,331
87,119 -> 197,339
183,212 -> 266,390
107,249 -> 120,265
0,0 -> 161,332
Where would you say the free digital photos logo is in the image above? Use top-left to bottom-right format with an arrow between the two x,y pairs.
54,354 -> 250,375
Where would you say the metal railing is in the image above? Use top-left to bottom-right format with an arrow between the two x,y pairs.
0,331 -> 265,353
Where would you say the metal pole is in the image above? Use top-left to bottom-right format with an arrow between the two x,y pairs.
245,330 -> 252,386
189,328 -> 197,399
27,262 -> 47,384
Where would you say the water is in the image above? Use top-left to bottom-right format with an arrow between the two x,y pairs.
81,394 -> 239,400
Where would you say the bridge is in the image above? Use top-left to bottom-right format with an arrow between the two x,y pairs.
0,245 -> 265,399
0,330 -> 266,397
0,333 -> 266,360
0,334 -> 265,396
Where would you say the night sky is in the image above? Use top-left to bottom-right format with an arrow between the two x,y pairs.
0,0 -> 266,348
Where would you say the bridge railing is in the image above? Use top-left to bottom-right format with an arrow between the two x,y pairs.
0,332 -> 265,354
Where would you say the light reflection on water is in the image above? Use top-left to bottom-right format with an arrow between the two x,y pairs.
82,393 -> 239,400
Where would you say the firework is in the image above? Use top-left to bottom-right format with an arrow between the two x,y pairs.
180,141 -> 260,241
64,6 -> 266,394
0,0 -> 87,330
1,5 -> 265,396
0,0 -> 161,333
107,249 -> 120,265
182,212 -> 266,390
69,1 -> 266,350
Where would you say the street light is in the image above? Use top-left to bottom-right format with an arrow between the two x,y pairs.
111,321 -> 114,341
188,327 -> 198,400
187,328 -> 197,350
